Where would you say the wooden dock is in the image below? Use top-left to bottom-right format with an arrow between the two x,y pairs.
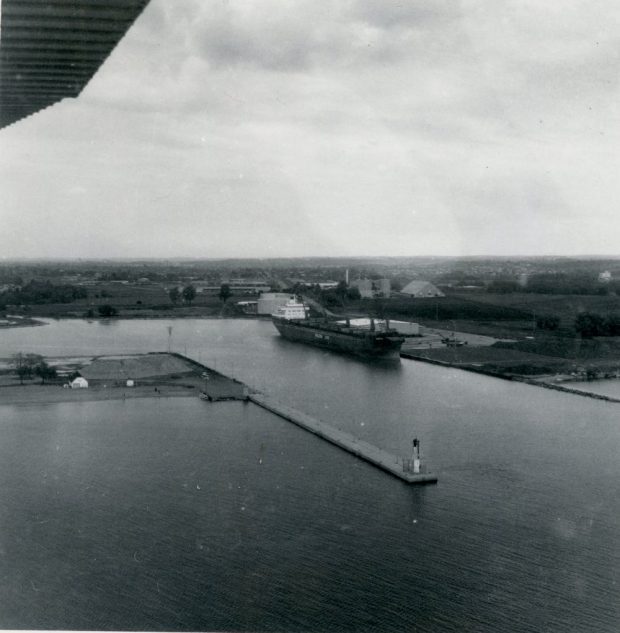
249,393 -> 437,485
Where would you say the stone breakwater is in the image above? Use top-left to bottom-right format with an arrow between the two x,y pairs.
249,392 -> 437,485
400,351 -> 620,403
514,378 -> 620,403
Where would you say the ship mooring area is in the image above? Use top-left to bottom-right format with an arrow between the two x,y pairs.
248,393 -> 438,485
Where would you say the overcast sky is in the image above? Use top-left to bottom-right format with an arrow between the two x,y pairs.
1,0 -> 620,259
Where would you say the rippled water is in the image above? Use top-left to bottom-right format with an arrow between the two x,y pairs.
0,319 -> 619,631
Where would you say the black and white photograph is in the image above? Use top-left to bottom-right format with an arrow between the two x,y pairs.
1,1 -> 620,631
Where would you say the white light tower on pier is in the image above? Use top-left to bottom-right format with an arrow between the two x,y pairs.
412,438 -> 421,474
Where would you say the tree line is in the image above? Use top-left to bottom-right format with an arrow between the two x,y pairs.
169,285 -> 198,304
0,280 -> 87,306
574,312 -> 620,338
285,281 -> 361,308
487,274 -> 619,295
9,353 -> 57,384
168,284 -> 233,304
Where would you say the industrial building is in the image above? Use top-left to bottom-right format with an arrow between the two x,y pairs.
201,280 -> 272,296
399,281 -> 445,298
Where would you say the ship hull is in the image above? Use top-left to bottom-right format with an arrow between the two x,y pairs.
272,318 -> 404,360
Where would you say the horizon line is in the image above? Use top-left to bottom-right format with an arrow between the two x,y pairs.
1,254 -> 620,263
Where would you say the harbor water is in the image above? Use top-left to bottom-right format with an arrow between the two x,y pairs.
0,319 -> 619,631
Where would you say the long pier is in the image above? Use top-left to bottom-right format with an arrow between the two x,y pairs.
249,393 -> 437,485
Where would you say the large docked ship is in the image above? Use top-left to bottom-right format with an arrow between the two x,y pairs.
272,300 -> 405,359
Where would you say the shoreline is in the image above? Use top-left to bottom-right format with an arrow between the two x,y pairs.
0,317 -> 46,330
1,313 -> 265,325
400,351 -> 620,403
0,383 -> 200,406
0,352 -> 249,405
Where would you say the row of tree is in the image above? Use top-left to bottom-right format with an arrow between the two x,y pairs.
85,305 -> 119,318
9,353 -> 57,384
574,312 -> 620,338
289,281 -> 361,308
169,285 -> 197,304
0,280 -> 88,306
536,315 -> 561,331
486,274 -> 619,296
527,274 -> 616,295
168,284 -> 233,305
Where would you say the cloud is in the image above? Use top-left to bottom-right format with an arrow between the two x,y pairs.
2,0 -> 620,258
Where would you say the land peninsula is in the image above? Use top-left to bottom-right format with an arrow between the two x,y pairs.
0,352 -> 247,405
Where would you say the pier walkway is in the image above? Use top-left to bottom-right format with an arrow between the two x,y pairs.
249,393 -> 437,485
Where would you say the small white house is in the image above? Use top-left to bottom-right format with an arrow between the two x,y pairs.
70,377 -> 89,389
126,379 -> 135,387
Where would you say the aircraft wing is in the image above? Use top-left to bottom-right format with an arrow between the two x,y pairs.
0,0 -> 150,129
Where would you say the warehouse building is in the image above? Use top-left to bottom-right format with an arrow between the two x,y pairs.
399,281 -> 445,298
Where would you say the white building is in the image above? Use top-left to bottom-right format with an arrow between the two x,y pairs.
317,281 -> 339,290
400,281 -> 445,298
236,300 -> 258,315
599,271 -> 612,283
257,293 -> 297,315
70,377 -> 89,389
200,280 -> 272,296
351,279 -> 373,298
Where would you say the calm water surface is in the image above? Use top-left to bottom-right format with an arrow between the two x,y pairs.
561,378 -> 620,398
0,319 -> 619,631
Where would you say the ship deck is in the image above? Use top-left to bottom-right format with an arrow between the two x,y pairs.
273,316 -> 403,339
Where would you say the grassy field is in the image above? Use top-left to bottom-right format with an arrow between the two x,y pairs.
337,295 -> 531,321
494,334 -> 620,360
376,292 -> 620,377
404,340 -> 620,377
450,292 -> 620,328
0,353 -> 247,401
10,284 -> 253,319
79,353 -> 194,380
402,345 -> 570,375
415,318 -> 534,338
